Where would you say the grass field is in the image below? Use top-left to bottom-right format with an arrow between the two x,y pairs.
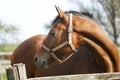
1,69 -> 7,80
2,73 -> 7,80
0,60 -> 10,80
0,69 -> 7,80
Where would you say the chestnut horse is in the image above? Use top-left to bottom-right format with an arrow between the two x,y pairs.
34,7 -> 120,73
11,34 -> 107,78
11,34 -> 46,78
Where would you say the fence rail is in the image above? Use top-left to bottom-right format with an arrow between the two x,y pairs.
6,63 -> 120,80
0,52 -> 12,60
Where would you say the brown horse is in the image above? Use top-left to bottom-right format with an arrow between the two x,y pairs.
11,34 -> 111,78
34,7 -> 120,72
11,34 -> 46,78
11,34 -> 107,78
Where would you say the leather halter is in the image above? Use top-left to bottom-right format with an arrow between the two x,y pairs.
42,13 -> 77,63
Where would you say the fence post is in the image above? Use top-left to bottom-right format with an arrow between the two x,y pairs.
14,63 -> 27,80
6,66 -> 19,80
6,63 -> 27,80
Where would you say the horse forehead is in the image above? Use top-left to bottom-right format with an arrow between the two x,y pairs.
53,22 -> 67,31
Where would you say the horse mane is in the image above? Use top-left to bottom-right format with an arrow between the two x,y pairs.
51,11 -> 94,25
65,11 -> 93,19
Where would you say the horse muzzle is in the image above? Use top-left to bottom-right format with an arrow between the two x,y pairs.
34,55 -> 48,68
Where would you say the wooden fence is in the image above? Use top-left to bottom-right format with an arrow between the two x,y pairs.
0,52 -> 12,60
0,52 -> 11,80
6,63 -> 120,80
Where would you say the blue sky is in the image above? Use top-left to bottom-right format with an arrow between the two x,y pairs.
0,0 -> 78,42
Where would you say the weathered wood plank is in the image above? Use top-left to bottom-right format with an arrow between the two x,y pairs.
6,63 -> 120,80
6,63 -> 27,80
6,66 -> 19,80
14,63 -> 27,80
28,72 -> 120,80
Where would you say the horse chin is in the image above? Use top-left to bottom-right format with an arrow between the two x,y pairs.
40,64 -> 49,68
37,64 -> 49,69
42,65 -> 49,69
35,61 -> 49,68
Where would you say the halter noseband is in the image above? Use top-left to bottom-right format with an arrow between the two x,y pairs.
42,13 -> 77,63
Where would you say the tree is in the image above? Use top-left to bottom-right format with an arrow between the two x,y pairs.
98,0 -> 120,45
0,20 -> 19,52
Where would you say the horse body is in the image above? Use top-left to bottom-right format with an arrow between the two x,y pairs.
11,34 -> 46,78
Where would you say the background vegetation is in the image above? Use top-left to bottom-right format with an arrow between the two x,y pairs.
0,20 -> 19,52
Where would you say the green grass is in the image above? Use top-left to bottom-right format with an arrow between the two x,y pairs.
0,44 -> 18,52
0,61 -> 10,80
2,73 -> 7,80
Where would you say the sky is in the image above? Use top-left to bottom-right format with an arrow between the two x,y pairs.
0,0 -> 79,42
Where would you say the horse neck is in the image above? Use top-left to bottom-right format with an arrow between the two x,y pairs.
73,17 -> 120,72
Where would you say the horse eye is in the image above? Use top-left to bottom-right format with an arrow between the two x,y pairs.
50,30 -> 56,36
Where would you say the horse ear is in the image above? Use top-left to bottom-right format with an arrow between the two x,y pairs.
55,6 -> 68,23
55,6 -> 64,18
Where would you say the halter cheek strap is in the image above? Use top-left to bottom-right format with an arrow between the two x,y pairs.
42,13 -> 77,63
68,13 -> 76,51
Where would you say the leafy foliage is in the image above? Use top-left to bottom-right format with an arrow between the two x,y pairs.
0,20 -> 19,52
98,0 -> 120,45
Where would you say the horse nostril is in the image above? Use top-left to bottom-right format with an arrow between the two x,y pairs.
42,60 -> 46,64
41,60 -> 47,66
34,56 -> 38,62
